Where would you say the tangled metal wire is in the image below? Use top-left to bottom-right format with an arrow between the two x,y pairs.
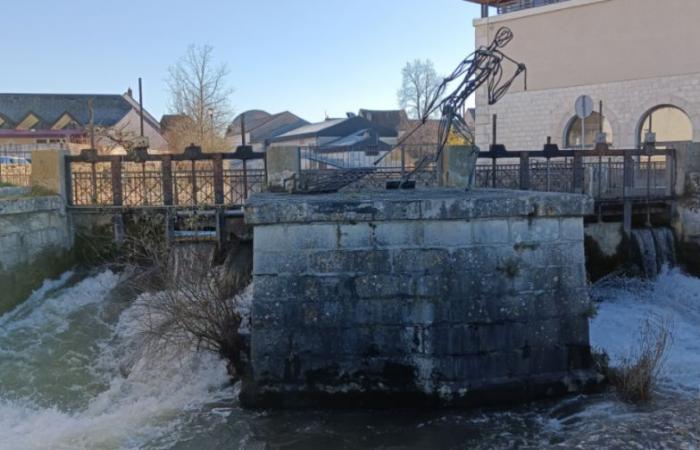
375,26 -> 527,182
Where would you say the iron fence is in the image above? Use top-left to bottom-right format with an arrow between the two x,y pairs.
474,143 -> 676,201
0,149 -> 32,187
297,143 -> 676,201
299,145 -> 438,192
67,146 -> 265,208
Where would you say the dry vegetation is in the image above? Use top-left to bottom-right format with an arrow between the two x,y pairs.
89,212 -> 253,379
604,316 -> 673,404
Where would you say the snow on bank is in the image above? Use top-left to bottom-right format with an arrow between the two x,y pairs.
591,268 -> 700,395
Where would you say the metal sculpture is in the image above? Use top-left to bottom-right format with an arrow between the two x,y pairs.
296,27 -> 526,193
376,26 -> 527,184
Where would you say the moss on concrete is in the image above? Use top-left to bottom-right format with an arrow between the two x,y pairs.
0,246 -> 77,315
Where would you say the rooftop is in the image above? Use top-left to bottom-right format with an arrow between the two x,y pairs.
464,0 -> 572,14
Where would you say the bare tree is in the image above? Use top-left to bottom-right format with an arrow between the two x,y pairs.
397,59 -> 442,119
167,44 -> 234,152
104,212 -> 253,379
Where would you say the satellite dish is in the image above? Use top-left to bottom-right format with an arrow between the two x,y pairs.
575,95 -> 594,119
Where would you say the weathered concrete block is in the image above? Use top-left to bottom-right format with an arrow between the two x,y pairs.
510,218 -> 560,243
392,248 -> 451,274
308,250 -> 392,275
337,224 -> 372,248
473,220 -> 510,244
373,222 -> 424,247
244,189 -> 597,408
423,221 -> 473,247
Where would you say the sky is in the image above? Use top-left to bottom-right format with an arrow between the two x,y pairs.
0,0 -> 482,123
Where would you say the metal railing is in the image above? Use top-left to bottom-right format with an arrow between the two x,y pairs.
299,144 -> 439,192
497,0 -> 571,14
474,142 -> 677,201
66,146 -> 265,208
0,149 -> 32,186
297,141 -> 676,202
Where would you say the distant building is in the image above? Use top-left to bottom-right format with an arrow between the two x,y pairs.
0,91 -> 168,153
358,109 -> 408,135
268,115 -> 398,150
466,0 -> 699,150
226,110 -> 309,151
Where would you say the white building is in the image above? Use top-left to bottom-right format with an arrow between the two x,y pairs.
467,0 -> 700,151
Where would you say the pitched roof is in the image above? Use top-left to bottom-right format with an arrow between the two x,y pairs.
358,109 -> 408,133
228,110 -> 273,135
272,116 -> 397,142
249,111 -> 309,144
0,93 -> 133,128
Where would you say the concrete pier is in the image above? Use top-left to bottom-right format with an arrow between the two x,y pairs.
242,189 -> 600,408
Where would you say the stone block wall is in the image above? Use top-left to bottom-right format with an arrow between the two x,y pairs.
475,72 -> 700,151
0,195 -> 74,312
243,189 -> 599,408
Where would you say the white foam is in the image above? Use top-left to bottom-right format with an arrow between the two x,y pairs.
591,267 -> 700,395
0,272 -> 235,450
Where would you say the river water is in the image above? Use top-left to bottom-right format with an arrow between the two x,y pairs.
1,268 -> 699,449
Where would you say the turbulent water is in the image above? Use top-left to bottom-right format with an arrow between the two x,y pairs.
1,267 -> 700,449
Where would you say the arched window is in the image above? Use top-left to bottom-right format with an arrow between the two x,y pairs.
565,112 -> 613,149
639,106 -> 692,146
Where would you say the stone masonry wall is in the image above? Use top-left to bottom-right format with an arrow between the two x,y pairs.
475,72 -> 700,151
243,189 -> 599,408
0,195 -> 74,312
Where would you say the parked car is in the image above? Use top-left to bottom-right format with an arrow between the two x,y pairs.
0,156 -> 30,165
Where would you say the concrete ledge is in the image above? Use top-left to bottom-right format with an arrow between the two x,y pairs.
0,195 -> 65,215
245,189 -> 594,225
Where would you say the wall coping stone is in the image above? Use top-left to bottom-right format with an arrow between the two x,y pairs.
0,195 -> 64,216
245,189 -> 593,225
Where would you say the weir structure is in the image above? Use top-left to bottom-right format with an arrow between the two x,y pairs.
242,187 -> 600,407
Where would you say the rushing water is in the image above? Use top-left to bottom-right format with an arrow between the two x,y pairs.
1,267 -> 700,449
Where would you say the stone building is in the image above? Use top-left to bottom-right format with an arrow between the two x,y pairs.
466,0 -> 700,151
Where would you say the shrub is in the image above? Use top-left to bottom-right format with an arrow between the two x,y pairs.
607,316 -> 672,404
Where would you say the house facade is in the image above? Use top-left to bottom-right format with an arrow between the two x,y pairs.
0,91 -> 168,153
467,0 -> 700,151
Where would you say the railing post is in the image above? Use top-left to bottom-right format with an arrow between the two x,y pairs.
573,152 -> 584,194
162,155 -> 173,206
190,160 -> 197,205
243,159 -> 249,200
64,156 -> 73,206
623,152 -> 634,234
90,162 -> 98,205
213,154 -> 224,205
519,152 -> 530,190
111,156 -> 122,207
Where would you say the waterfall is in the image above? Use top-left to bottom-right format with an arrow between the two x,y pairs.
630,228 -> 677,278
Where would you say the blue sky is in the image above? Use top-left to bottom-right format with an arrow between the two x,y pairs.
0,0 -> 481,123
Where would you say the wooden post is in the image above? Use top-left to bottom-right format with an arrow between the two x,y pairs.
623,152 -> 634,234
573,153 -> 584,193
164,208 -> 175,246
519,152 -> 530,190
215,207 -> 227,249
213,154 -> 224,205
113,213 -> 125,247
64,155 -> 73,206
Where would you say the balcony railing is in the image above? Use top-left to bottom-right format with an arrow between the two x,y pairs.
497,0 -> 571,14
